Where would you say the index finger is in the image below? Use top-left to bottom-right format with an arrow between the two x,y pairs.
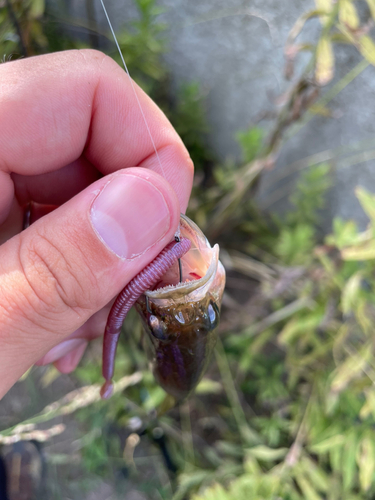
0,49 -> 193,218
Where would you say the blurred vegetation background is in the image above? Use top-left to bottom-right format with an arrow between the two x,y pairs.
3,0 -> 375,499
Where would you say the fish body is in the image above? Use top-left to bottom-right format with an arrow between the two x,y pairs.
135,215 -> 225,400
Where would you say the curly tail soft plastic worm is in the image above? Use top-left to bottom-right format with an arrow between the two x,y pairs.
100,237 -> 191,399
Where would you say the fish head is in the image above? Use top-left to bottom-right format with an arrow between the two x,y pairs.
135,214 -> 225,401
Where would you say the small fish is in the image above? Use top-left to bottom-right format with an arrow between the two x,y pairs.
135,215 -> 225,400
101,215 -> 225,401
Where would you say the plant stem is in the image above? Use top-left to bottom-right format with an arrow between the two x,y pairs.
215,338 -> 261,446
0,372 -> 143,437
85,0 -> 100,49
5,0 -> 28,57
180,401 -> 195,465
285,58 -> 369,146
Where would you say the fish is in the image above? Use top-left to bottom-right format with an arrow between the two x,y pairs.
134,214 -> 226,401
101,214 -> 225,401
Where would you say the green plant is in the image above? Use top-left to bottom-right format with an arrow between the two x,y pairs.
0,0 -> 86,57
177,186 -> 375,500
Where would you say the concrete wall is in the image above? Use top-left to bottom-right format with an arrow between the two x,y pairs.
70,0 -> 375,230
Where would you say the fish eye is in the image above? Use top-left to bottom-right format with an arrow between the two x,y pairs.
206,301 -> 219,330
148,314 -> 167,340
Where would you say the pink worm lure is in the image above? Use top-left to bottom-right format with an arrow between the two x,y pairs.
100,237 -> 191,399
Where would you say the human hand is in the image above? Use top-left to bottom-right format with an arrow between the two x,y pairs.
0,50 -> 193,399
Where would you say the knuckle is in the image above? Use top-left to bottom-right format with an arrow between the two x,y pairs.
185,155 -> 195,179
170,141 -> 195,178
77,48 -> 119,73
77,48 -> 108,65
18,228 -> 101,317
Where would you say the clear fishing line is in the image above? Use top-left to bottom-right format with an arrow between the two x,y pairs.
99,0 -> 181,243
99,0 -> 166,180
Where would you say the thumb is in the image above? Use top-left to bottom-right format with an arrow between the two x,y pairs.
0,168 -> 180,398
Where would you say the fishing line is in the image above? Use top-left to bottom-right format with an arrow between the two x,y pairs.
99,0 -> 166,180
100,0 -> 183,279
175,235 -> 183,282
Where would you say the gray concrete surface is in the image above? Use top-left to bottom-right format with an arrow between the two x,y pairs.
71,0 -> 375,230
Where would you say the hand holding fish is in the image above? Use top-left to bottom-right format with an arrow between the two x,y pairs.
0,49 -> 193,400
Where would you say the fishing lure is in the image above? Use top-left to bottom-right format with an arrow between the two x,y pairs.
101,215 -> 225,400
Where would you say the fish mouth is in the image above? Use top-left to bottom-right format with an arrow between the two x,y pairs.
145,214 -> 224,302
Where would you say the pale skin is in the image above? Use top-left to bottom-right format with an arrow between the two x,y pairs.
0,49 -> 193,400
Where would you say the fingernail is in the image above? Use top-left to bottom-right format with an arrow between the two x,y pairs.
35,339 -> 87,365
90,173 -> 171,259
